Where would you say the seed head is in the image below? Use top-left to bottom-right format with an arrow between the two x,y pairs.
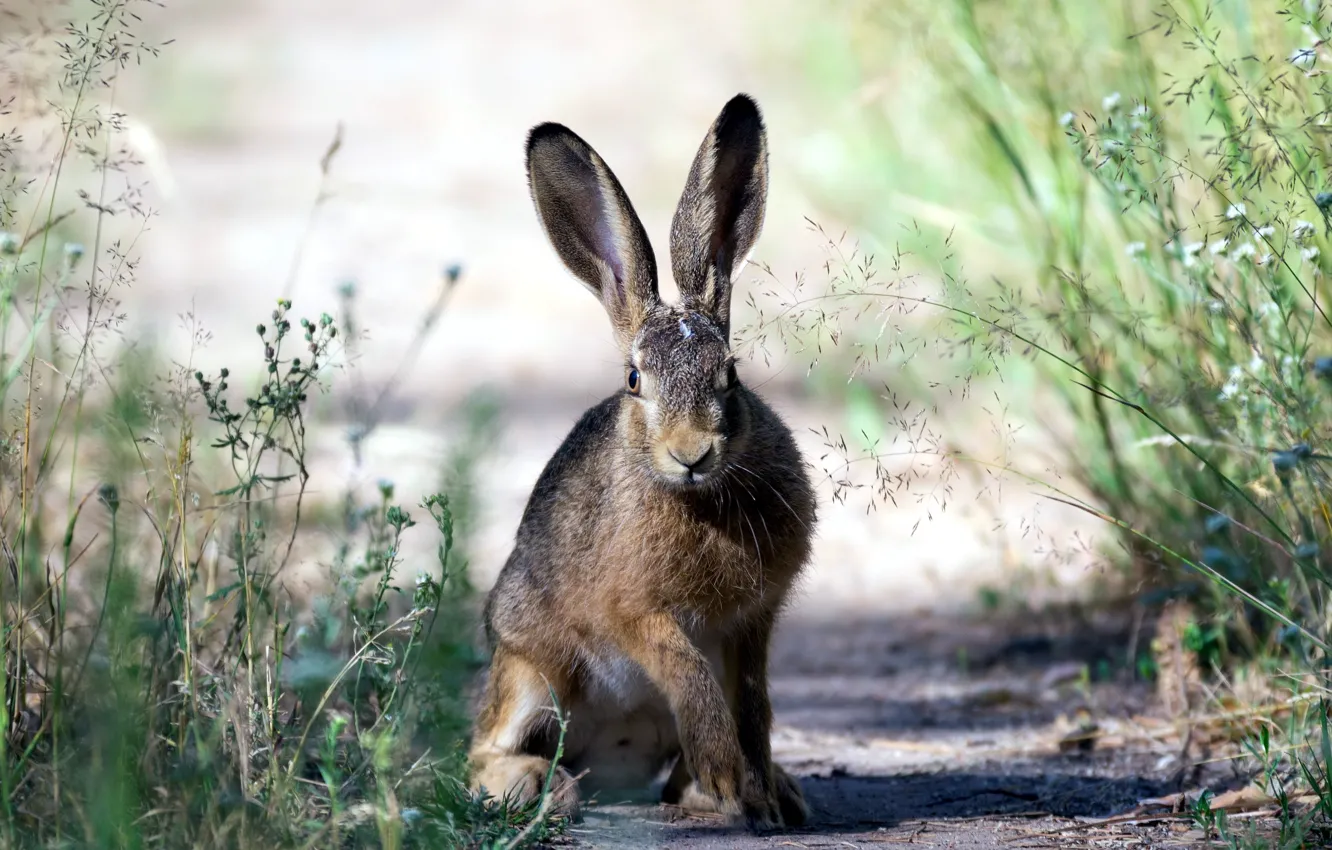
1291,47 -> 1318,70
1273,450 -> 1299,476
98,483 -> 120,514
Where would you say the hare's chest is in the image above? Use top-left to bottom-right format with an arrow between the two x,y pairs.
669,527 -> 802,614
594,495 -> 805,617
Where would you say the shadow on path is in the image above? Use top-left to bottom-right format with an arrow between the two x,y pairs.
570,604 -> 1248,848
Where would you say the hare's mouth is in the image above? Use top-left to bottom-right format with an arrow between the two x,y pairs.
657,468 -> 719,491
670,468 -> 715,488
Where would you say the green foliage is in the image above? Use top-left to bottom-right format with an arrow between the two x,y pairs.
767,0 -> 1332,842
785,0 -> 1332,655
0,2 -> 559,847
830,0 -> 1332,654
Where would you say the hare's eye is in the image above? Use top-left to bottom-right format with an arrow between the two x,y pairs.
626,368 -> 641,395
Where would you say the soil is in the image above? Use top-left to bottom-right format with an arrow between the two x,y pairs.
562,610 -> 1246,849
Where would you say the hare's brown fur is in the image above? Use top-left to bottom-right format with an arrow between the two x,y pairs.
470,95 -> 815,831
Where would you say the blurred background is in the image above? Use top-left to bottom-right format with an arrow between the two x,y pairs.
112,0 -> 1100,615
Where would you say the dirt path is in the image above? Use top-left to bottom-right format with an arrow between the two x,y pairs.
564,610 -> 1238,848
120,0 -> 1105,604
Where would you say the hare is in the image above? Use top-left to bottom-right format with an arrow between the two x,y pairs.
468,94 -> 816,831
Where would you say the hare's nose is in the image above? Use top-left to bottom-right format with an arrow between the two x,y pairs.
668,444 -> 715,471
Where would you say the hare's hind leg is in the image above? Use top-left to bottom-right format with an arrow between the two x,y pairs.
469,647 -> 580,816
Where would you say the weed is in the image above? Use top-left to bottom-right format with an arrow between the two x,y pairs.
749,0 -> 1332,842
0,2 -> 560,846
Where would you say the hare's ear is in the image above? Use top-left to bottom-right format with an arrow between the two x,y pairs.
669,94 -> 768,338
526,123 -> 659,348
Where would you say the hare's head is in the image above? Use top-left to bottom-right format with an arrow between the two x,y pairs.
525,95 -> 768,489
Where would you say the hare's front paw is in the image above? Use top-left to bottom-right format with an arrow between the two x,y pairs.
738,766 -> 804,832
740,787 -> 784,832
672,775 -> 783,831
668,755 -> 743,822
473,755 -> 580,818
773,765 -> 810,827
673,778 -> 742,822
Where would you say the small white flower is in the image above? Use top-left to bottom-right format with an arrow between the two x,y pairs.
1129,103 -> 1150,131
1249,354 -> 1264,372
1304,246 -> 1321,261
1231,242 -> 1257,261
1059,111 -> 1076,128
1180,241 -> 1205,268
1102,91 -> 1122,112
1226,203 -> 1247,220
1293,219 -> 1317,242
1291,47 -> 1318,70
1208,299 -> 1225,313
1125,241 -> 1146,257
1177,239 -> 1209,266
1229,364 -> 1244,381
1253,225 -> 1275,238
1209,239 -> 1230,255
1102,138 -> 1124,154
1256,252 -> 1274,266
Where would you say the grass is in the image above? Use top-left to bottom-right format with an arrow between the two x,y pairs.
743,0 -> 1332,844
0,2 -> 564,847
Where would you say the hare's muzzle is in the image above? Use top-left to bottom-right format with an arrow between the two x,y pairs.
656,431 -> 723,485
